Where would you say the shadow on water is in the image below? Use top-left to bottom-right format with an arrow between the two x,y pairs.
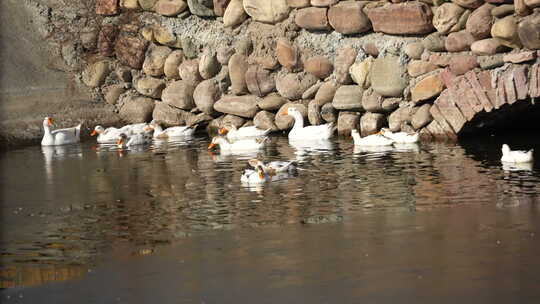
1,133 -> 540,298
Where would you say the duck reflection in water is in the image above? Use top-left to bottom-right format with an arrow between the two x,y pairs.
289,139 -> 335,162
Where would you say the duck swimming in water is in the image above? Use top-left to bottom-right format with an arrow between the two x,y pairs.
41,117 -> 81,146
501,144 -> 533,163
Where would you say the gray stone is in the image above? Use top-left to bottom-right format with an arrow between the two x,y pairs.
119,94 -> 155,123
257,94 -> 287,111
82,61 -> 110,87
411,104 -> 433,130
422,32 -> 446,52
104,84 -> 126,105
222,114 -> 245,127
143,44 -> 172,77
193,79 -> 221,114
478,54 -> 504,69
360,112 -> 385,136
179,59 -> 203,84
254,111 -> 279,131
332,85 -> 364,111
133,75 -> 166,98
187,0 -> 215,16
214,95 -> 260,118
321,102 -> 337,123
388,106 -> 413,131
276,72 -> 319,100
161,80 -> 196,110
229,54 -> 249,95
152,101 -> 191,127
315,80 -> 340,103
302,82 -> 322,100
370,56 -> 409,97
245,65 -> 276,97
337,111 -> 360,136
199,49 -> 220,79
164,50 -> 184,79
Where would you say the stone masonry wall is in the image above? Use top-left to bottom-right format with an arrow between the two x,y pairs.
11,0 -> 540,142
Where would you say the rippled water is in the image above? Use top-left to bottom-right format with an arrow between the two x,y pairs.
1,133 -> 540,289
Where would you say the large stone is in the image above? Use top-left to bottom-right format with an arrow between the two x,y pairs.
152,101 -> 190,126
448,55 -> 478,75
360,112 -> 385,136
134,76 -> 166,98
199,50 -> 220,80
295,7 -> 330,31
366,2 -> 435,35
470,39 -> 508,55
164,50 -> 184,79
257,94 -> 287,111
337,111 -> 360,136
214,95 -> 260,118
276,72 -> 319,100
332,85 -> 364,111
362,89 -> 384,113
304,56 -> 333,79
334,46 -> 357,84
491,4 -> 514,17
115,36 -> 149,69
193,79 -> 221,114
404,42 -> 424,60
228,54 -> 249,95
370,56 -> 408,97
82,61 -> 109,87
187,0 -> 215,16
276,39 -> 299,72
307,99 -> 326,125
222,114 -> 246,128
223,0 -> 247,27
433,3 -> 466,34
288,0 -> 310,8
275,103 -> 308,130
518,14 -> 540,50
388,106 -> 413,131
103,84 -> 126,104
382,98 -> 400,113
98,25 -> 118,57
243,0 -> 290,24
422,32 -> 446,52
153,26 -> 177,47
214,0 -> 231,16
179,59 -> 203,85
181,37 -> 199,59
302,82 -> 323,100
161,80 -> 196,109
321,103 -> 337,123
445,30 -> 476,52
465,3 -> 494,39
245,65 -> 276,97
411,104 -> 432,130
451,0 -> 483,9
349,57 -> 373,88
407,60 -> 438,77
143,44 -> 172,77
503,51 -> 536,63
328,1 -> 371,35
311,0 -> 338,6
491,16 -> 521,48
139,0 -> 158,11
315,80 -> 340,103
96,0 -> 120,15
119,94 -> 156,123
155,0 -> 188,16
477,55 -> 504,70
411,74 -> 445,103
254,111 -> 279,131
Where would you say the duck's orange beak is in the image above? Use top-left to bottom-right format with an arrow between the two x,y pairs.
143,126 -> 153,132
208,143 -> 216,150
218,128 -> 228,135
90,130 -> 97,136
47,118 -> 53,126
280,109 -> 288,116
258,171 -> 265,179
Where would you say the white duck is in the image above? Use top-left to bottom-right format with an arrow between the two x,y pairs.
240,165 -> 269,184
351,129 -> 394,146
119,123 -> 149,136
281,107 -> 334,140
91,126 -> 124,144
116,133 -> 152,149
218,125 -> 271,140
41,117 -> 82,146
208,136 -> 267,152
501,144 -> 534,163
247,159 -> 296,175
380,128 -> 419,143
146,120 -> 197,139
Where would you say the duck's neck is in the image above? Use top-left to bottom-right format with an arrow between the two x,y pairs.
153,124 -> 164,136
291,112 -> 304,130
351,131 -> 361,143
217,137 -> 230,148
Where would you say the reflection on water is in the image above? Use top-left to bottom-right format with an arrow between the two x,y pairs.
2,135 -> 540,288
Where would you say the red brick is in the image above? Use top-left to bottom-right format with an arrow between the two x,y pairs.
504,69 -> 517,104
449,81 -> 476,121
465,71 -> 493,112
432,91 -> 466,133
477,71 -> 497,108
115,36 -> 149,69
512,65 -> 529,100
529,63 -> 539,98
495,74 -> 507,109
366,2 -> 435,35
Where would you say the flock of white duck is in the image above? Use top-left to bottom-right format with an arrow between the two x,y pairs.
41,107 -> 535,183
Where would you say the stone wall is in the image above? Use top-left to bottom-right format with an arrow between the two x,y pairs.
6,0 -> 540,144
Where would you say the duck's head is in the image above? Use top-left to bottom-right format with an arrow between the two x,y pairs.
502,144 -> 510,154
248,159 -> 263,168
281,107 -> 298,116
43,117 -> 53,127
218,127 -> 229,135
91,126 -> 104,136
116,133 -> 128,147
256,165 -> 265,180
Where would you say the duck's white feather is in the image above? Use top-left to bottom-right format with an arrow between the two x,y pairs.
283,108 -> 334,140
380,128 -> 419,143
501,144 -> 533,163
41,117 -> 81,146
351,129 -> 394,146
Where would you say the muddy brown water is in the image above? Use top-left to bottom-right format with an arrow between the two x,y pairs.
1,134 -> 540,303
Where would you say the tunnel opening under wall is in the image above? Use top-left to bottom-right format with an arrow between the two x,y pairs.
458,99 -> 540,137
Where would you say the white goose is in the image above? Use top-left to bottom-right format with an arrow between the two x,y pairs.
351,129 -> 394,146
116,133 -> 152,149
91,126 -> 124,144
218,125 -> 271,140
380,128 -> 419,143
119,123 -> 149,136
240,165 -> 269,184
41,117 -> 81,146
281,107 -> 334,140
501,144 -> 534,163
247,159 -> 296,175
146,120 -> 197,139
208,136 -> 267,152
